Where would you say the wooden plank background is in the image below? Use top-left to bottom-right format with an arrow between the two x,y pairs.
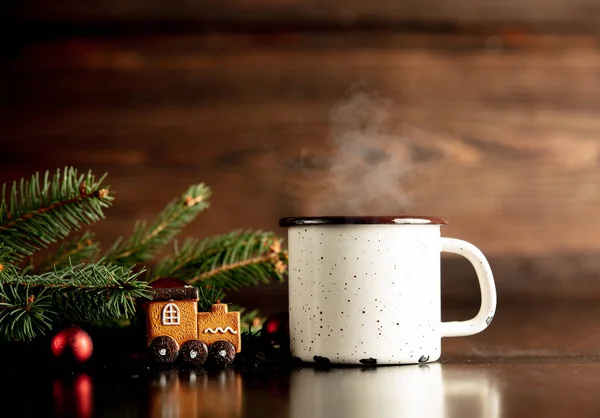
4,2 -> 600,313
8,0 -> 600,31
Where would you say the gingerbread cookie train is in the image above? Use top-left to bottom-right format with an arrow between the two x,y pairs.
144,286 -> 241,367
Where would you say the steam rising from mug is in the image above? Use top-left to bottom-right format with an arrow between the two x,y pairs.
316,90 -> 416,215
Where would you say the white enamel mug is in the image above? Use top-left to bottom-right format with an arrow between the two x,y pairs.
279,216 -> 497,366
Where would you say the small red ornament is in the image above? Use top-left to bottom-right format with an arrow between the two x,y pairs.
261,312 -> 290,348
50,325 -> 94,363
149,277 -> 188,288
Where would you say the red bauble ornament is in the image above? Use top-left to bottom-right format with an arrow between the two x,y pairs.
261,312 -> 290,348
149,277 -> 187,288
50,325 -> 94,363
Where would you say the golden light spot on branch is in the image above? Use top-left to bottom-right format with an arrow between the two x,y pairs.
96,189 -> 110,198
269,239 -> 282,254
0,264 -> 3,272
274,260 -> 287,274
79,181 -> 87,197
184,195 -> 204,207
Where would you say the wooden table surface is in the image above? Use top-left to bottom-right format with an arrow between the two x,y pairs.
5,303 -> 600,417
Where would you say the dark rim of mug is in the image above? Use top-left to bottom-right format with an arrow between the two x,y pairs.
278,216 -> 449,227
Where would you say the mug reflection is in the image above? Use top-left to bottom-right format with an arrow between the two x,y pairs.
290,364 -> 500,418
443,367 -> 501,418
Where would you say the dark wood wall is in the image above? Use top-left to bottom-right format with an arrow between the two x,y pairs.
4,1 -> 600,313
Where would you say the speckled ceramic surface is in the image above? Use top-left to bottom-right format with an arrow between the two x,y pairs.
282,217 -> 496,366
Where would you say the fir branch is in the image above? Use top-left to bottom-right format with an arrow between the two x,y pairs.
105,183 -> 211,266
0,244 -> 18,281
197,286 -> 227,312
0,284 -> 55,343
0,245 -> 54,342
229,304 -> 264,333
153,230 -> 288,291
0,167 -> 112,260
0,263 -> 151,342
37,231 -> 99,273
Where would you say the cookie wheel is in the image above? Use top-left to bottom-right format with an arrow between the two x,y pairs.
179,340 -> 209,367
149,336 -> 179,364
207,340 -> 236,368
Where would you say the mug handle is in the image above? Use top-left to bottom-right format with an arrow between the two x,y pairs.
440,238 -> 497,338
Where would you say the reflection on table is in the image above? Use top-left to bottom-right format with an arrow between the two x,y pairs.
53,373 -> 94,418
51,368 -> 243,418
50,364 -> 500,418
146,369 -> 243,418
290,364 -> 500,418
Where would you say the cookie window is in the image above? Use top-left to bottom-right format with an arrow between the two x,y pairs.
162,303 -> 180,326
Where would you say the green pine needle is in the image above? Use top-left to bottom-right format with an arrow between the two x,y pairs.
105,183 -> 211,266
197,286 -> 227,312
152,229 -> 288,290
0,245 -> 18,280
37,231 -> 100,273
0,167 -> 112,260
0,262 -> 151,342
